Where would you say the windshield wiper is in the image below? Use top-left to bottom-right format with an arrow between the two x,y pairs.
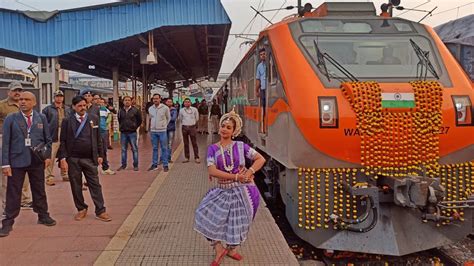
409,39 -> 440,80
314,42 -> 331,81
314,41 -> 358,82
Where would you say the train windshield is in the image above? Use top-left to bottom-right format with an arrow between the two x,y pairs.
299,35 -> 443,80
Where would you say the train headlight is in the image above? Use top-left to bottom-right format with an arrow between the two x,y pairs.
318,96 -> 338,128
452,96 -> 473,126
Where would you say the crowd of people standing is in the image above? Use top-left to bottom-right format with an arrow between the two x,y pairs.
0,81 -> 266,266
0,81 -> 223,237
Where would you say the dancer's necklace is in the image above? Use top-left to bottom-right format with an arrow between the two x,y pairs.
219,142 -> 234,172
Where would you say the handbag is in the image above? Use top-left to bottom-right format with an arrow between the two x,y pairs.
31,142 -> 49,162
12,112 -> 50,162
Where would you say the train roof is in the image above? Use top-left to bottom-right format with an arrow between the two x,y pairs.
225,2 -> 427,84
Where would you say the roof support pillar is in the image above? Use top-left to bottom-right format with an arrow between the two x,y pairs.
141,64 -> 148,130
37,57 -> 60,110
166,82 -> 176,99
112,66 -> 119,141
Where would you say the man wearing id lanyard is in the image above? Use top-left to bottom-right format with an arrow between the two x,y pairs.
58,96 -> 111,222
0,92 -> 55,237
0,81 -> 33,210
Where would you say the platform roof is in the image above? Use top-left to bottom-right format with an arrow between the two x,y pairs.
0,0 -> 231,82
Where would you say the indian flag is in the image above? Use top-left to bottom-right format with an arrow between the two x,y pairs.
381,92 -> 415,108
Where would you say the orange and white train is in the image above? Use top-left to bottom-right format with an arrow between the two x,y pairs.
221,2 -> 474,256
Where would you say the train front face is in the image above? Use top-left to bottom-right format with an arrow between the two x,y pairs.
272,17 -> 474,255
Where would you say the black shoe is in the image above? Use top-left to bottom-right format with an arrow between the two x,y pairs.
147,165 -> 158,171
133,166 -> 139,171
163,166 -> 169,172
0,226 -> 12,237
38,216 -> 57,226
116,166 -> 126,171
107,146 -> 113,150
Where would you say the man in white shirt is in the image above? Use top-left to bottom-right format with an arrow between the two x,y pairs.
178,98 -> 200,163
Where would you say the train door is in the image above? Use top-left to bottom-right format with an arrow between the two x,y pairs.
257,40 -> 269,135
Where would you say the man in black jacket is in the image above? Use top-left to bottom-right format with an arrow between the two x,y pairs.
42,90 -> 70,186
117,96 -> 142,171
58,96 -> 111,222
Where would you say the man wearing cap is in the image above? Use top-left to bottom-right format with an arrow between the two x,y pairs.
0,81 -> 32,210
42,90 -> 70,186
81,90 -> 100,116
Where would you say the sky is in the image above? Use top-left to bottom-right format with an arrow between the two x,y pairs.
1,0 -> 473,76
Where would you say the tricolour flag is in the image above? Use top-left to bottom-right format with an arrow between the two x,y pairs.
381,92 -> 415,108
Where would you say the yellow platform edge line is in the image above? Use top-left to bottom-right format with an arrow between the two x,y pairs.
94,142 -> 184,266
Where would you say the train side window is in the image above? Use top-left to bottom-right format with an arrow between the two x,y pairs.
268,52 -> 280,99
269,52 -> 278,85
246,53 -> 256,100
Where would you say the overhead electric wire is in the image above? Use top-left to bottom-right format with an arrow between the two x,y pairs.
268,0 -> 288,26
228,0 -> 266,69
225,13 -> 258,53
14,0 -> 40,10
431,2 -> 474,16
395,0 -> 431,17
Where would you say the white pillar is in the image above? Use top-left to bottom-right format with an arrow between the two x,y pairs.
37,57 -> 59,110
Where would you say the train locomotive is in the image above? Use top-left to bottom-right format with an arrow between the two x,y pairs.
223,2 -> 474,256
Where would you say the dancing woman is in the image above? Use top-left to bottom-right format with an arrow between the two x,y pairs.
194,109 -> 266,266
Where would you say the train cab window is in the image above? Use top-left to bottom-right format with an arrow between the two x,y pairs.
301,20 -> 372,33
299,35 -> 443,80
393,22 -> 413,32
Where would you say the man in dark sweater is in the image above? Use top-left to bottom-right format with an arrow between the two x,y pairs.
117,96 -> 142,171
58,96 -> 111,222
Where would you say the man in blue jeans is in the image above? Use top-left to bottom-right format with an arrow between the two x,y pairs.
161,98 -> 177,163
148,94 -> 170,172
117,96 -> 142,171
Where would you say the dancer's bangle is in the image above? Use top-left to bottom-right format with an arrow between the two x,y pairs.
249,167 -> 256,174
235,174 -> 238,181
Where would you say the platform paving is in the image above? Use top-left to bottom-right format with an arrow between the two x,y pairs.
0,134 -> 161,265
0,132 -> 298,265
111,134 -> 298,265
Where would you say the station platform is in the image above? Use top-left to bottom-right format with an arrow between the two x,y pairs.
0,133 -> 298,265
